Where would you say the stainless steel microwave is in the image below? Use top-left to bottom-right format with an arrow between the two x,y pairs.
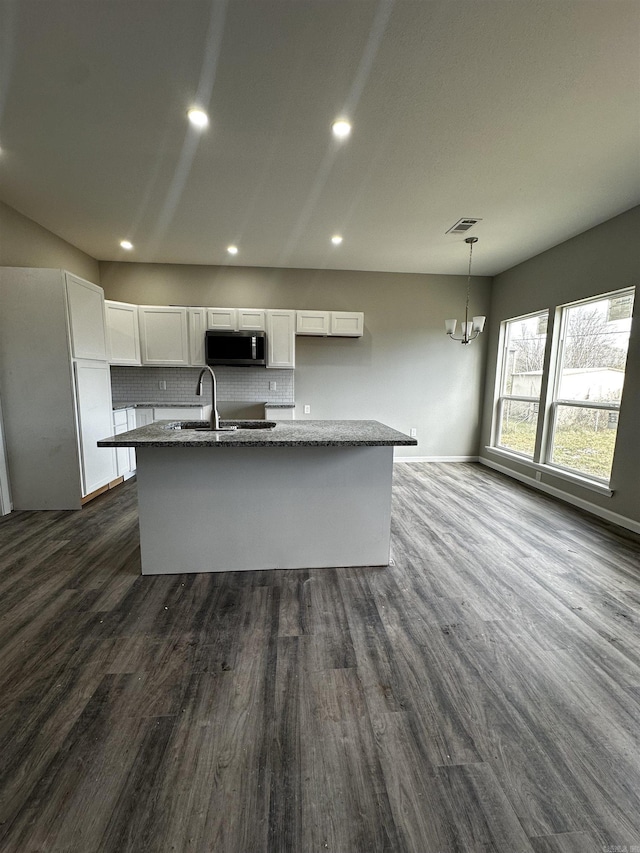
205,330 -> 267,366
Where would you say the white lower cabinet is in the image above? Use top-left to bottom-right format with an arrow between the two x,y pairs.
153,407 -> 207,421
135,408 -> 154,428
113,408 -> 136,479
265,406 -> 295,421
74,361 -> 117,496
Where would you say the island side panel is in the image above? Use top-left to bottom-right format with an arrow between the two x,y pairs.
135,445 -> 394,574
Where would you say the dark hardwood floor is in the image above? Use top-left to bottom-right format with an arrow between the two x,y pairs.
1,462 -> 639,852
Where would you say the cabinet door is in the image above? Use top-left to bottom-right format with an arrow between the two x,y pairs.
188,308 -> 207,366
138,306 -> 190,365
330,311 -> 364,337
126,408 -> 137,472
153,407 -> 205,421
207,308 -> 237,330
135,408 -> 154,428
266,310 -> 296,369
296,310 -> 330,336
265,406 -> 295,421
114,422 -> 132,476
74,361 -> 116,496
66,274 -> 107,360
105,301 -> 141,364
237,309 -> 266,331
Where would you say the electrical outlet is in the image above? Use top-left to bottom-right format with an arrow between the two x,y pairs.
535,471 -> 542,481
158,380 -> 167,390
269,381 -> 277,391
304,404 -> 311,414
410,428 -> 417,438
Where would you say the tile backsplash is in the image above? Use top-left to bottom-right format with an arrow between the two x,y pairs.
111,366 -> 294,405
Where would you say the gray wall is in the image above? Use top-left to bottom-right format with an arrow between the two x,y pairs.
0,200 -> 100,282
100,262 -> 492,458
480,205 -> 640,526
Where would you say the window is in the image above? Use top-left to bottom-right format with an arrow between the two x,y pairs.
492,288 -> 635,487
494,311 -> 549,457
547,289 -> 634,482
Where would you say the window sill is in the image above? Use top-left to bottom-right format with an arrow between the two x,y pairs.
484,445 -> 613,497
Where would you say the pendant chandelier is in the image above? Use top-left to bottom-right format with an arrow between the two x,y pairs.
445,236 -> 486,344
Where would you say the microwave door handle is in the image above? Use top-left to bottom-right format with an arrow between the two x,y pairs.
251,336 -> 257,359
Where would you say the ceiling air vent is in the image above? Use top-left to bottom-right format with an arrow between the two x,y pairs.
445,218 -> 482,235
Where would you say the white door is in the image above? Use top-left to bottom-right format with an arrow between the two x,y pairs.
74,361 -> 116,496
0,394 -> 12,515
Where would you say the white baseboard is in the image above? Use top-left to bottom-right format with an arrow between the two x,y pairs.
394,455 -> 479,463
480,457 -> 640,536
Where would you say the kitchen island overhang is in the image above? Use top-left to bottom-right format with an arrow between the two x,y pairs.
99,420 -> 417,575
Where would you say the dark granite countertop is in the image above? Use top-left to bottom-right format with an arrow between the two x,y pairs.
112,401 -> 295,410
112,402 -> 204,410
98,419 -> 417,448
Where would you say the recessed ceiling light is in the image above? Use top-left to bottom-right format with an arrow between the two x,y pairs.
120,240 -> 133,250
188,108 -> 209,128
331,119 -> 351,139
331,235 -> 343,245
227,245 -> 238,255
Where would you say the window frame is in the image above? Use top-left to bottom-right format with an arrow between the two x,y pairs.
541,287 -> 634,484
490,286 -> 635,491
492,309 -> 550,460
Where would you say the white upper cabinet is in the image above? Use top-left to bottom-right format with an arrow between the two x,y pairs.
330,311 -> 364,337
138,306 -> 190,366
296,310 -> 330,336
105,300 -> 141,365
266,310 -> 296,369
237,309 -> 266,331
188,308 -> 207,366
65,273 -> 107,360
207,307 -> 266,331
207,308 -> 237,330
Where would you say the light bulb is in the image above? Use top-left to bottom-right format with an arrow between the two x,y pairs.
332,119 -> 351,139
188,108 -> 209,128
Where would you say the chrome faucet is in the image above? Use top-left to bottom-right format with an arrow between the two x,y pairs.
195,366 -> 221,429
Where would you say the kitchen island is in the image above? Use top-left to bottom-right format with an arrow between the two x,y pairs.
98,419 -> 417,575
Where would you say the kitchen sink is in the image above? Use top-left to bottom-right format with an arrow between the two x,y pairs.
164,420 -> 277,431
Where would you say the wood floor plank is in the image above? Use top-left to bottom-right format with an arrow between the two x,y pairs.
1,463 -> 640,851
530,830 -> 603,853
436,762 -> 535,853
369,711 -> 456,853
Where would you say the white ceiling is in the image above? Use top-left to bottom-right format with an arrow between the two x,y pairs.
1,0 -> 639,276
